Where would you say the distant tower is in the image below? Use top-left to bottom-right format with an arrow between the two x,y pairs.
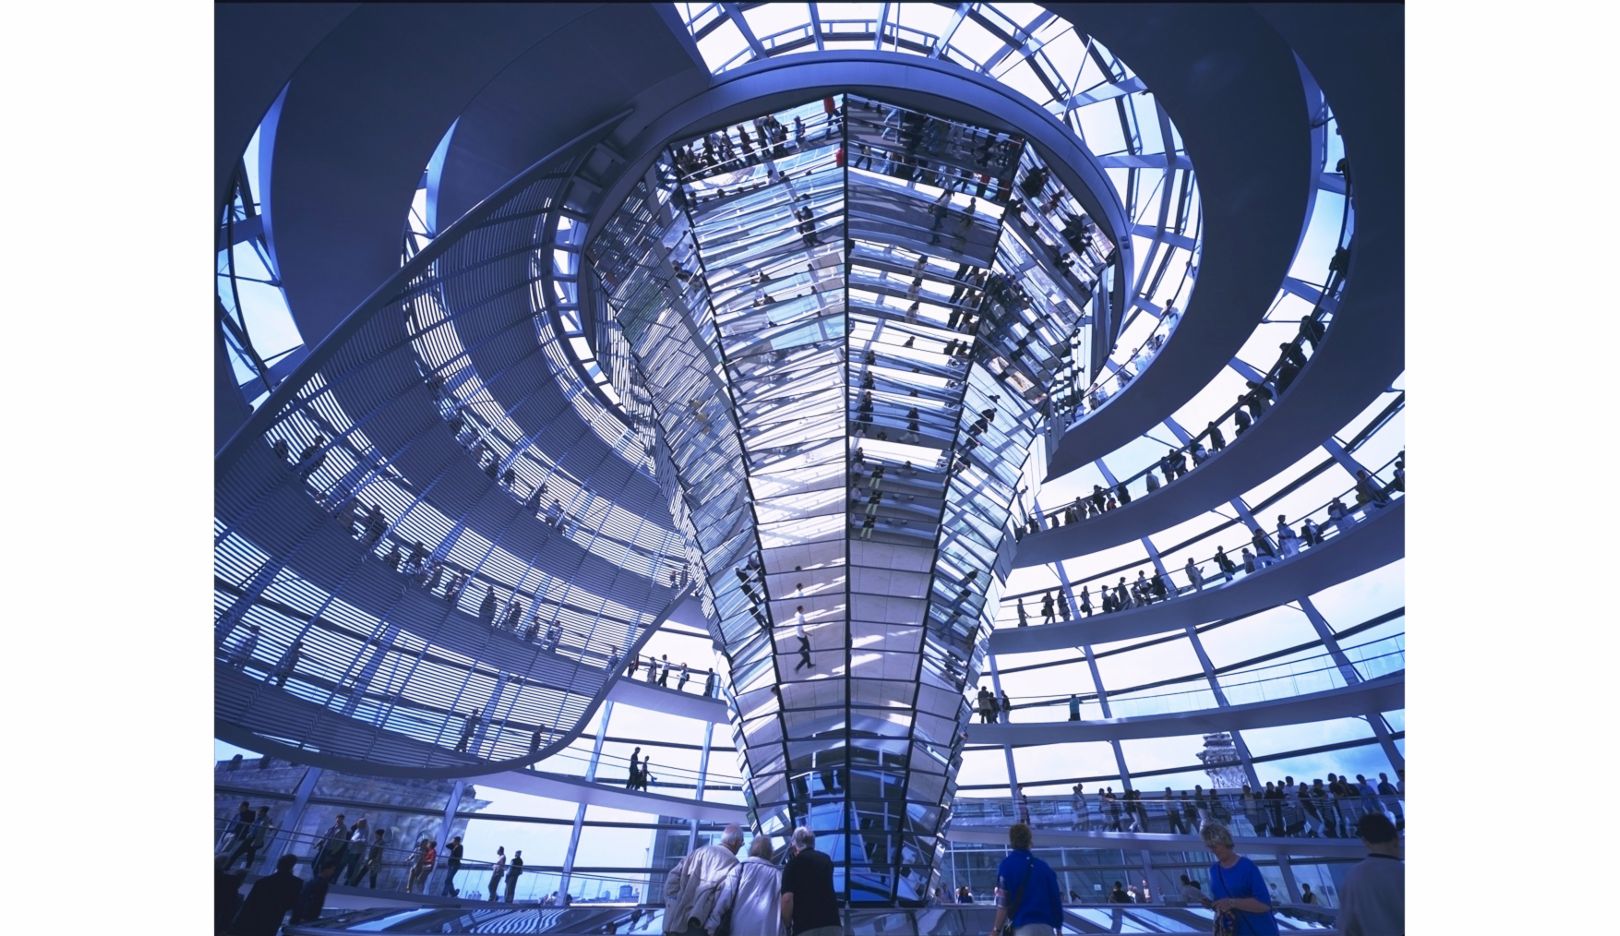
1197,732 -> 1247,789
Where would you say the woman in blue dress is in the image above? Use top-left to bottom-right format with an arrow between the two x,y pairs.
1199,821 -> 1279,935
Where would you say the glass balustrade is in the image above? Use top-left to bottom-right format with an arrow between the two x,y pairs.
950,782 -> 1406,838
1001,452 -> 1403,624
970,636 -> 1403,723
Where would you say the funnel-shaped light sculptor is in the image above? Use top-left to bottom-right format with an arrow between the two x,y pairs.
588,94 -> 1112,904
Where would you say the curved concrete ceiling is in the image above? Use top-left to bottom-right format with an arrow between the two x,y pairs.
265,4 -> 615,350
214,1 -> 358,213
1042,2 -> 1314,476
433,4 -> 709,225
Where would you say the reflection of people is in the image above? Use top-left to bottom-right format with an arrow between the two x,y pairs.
794,616 -> 813,672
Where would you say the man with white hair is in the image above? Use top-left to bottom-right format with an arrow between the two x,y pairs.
780,826 -> 839,936
663,824 -> 742,935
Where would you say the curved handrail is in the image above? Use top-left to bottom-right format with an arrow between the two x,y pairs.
1000,451 -> 1402,622
215,589 -> 693,780
216,821 -> 675,903
951,781 -> 1405,838
1031,158 -> 1354,520
214,110 -> 630,465
969,636 -> 1403,723
1030,278 -> 1348,534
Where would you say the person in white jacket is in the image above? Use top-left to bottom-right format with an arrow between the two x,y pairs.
663,824 -> 742,935
706,835 -> 784,936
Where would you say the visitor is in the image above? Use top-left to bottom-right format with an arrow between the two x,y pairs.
272,639 -> 302,687
795,618 -> 813,672
1354,468 -> 1390,507
1276,515 -> 1299,558
1107,881 -> 1132,904
1200,821 -> 1279,935
1335,812 -> 1403,936
227,854 -> 303,936
215,859 -> 247,934
1299,882 -> 1316,905
781,826 -> 840,936
989,822 -> 1063,936
228,624 -> 260,670
706,834 -> 784,936
1377,772 -> 1404,830
295,434 -> 328,479
977,686 -> 996,724
291,861 -> 339,925
504,850 -> 523,903
349,829 -> 386,888
1180,874 -> 1204,906
222,800 -> 255,852
488,846 -> 506,901
441,835 -> 464,896
455,711 -> 478,753
1166,787 -> 1188,834
225,806 -> 272,870
1067,694 -> 1081,722
313,813 -> 348,874
663,824 -> 742,935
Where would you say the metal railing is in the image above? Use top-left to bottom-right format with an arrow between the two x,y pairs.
1002,452 -> 1402,623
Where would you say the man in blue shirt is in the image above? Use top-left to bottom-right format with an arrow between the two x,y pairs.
989,823 -> 1063,936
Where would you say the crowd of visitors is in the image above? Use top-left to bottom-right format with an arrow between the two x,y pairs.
623,745 -> 658,791
217,805 -> 540,919
973,685 -> 1015,724
985,772 -> 1406,841
1038,287 -> 1351,531
624,652 -> 720,698
1005,453 -> 1402,628
659,822 -> 840,936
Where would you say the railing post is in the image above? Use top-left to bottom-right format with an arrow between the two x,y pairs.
263,763 -> 322,876
435,780 -> 465,897
561,700 -> 615,900
1277,853 -> 1301,904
